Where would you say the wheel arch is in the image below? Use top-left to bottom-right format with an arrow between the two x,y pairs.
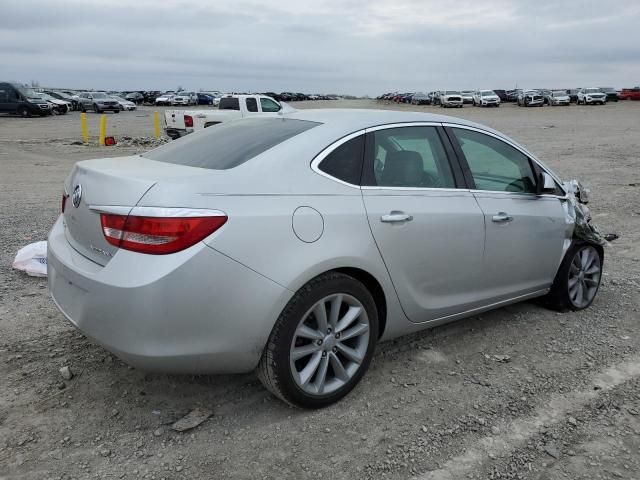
285,266 -> 388,340
333,267 -> 387,340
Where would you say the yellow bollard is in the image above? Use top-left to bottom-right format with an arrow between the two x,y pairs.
98,114 -> 107,146
80,112 -> 89,144
153,111 -> 161,139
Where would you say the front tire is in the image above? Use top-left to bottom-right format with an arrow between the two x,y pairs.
543,243 -> 603,311
257,272 -> 378,408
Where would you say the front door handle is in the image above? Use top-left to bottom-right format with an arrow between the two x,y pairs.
492,212 -> 513,223
381,212 -> 413,223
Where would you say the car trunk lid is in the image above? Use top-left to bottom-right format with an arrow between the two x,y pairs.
62,156 -> 223,266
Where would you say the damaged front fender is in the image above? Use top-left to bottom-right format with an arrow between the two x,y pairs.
562,179 -> 607,247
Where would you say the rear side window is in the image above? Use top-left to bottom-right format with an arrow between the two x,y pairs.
363,127 -> 456,188
245,98 -> 258,112
143,118 -> 320,170
218,97 -> 240,110
318,135 -> 364,185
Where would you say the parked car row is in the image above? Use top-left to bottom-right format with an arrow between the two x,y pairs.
116,90 -> 340,105
379,86 -> 639,108
0,83 -> 145,116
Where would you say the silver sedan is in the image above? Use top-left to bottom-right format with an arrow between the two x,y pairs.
48,110 -> 604,408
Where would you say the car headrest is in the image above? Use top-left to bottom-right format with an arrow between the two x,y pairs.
381,150 -> 423,187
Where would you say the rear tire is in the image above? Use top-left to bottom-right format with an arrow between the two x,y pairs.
543,242 -> 603,311
257,272 -> 378,408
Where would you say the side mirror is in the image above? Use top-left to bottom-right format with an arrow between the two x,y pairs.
537,172 -> 556,195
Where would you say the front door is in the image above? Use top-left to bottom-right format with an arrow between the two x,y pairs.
361,125 -> 486,323
447,126 -> 567,301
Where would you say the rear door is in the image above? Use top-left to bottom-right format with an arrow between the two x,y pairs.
361,124 -> 486,323
446,125 -> 566,301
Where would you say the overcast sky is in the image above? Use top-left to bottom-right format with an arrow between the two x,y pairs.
2,0 -> 639,95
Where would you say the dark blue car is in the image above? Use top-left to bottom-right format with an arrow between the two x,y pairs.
197,93 -> 214,105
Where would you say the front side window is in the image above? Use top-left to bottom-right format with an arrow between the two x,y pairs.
365,127 -> 456,188
451,128 -> 537,193
260,97 -> 281,112
245,97 -> 258,112
317,135 -> 364,185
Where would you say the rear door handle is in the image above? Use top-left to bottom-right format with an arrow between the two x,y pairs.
492,212 -> 513,223
381,212 -> 413,223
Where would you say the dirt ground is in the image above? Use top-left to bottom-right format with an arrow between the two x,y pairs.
1,100 -> 639,480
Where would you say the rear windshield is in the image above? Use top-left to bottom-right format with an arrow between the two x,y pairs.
143,118 -> 320,170
219,97 -> 240,110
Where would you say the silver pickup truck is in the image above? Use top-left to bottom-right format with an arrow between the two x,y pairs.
164,94 -> 289,139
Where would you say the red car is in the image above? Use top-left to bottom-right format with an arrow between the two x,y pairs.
619,87 -> 640,100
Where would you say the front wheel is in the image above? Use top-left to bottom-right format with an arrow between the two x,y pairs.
18,107 -> 31,118
93,104 -> 100,113
257,272 -> 378,408
543,243 -> 603,311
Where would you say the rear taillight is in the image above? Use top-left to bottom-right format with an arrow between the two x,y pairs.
100,212 -> 227,255
184,115 -> 193,128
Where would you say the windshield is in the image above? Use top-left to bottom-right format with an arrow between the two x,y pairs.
444,91 -> 460,95
584,88 -> 599,93
91,92 -> 108,99
552,91 -> 566,96
15,85 -> 41,100
481,90 -> 495,96
600,87 -> 614,92
143,118 -> 320,170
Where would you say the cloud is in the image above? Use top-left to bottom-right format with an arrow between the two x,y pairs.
1,0 -> 639,94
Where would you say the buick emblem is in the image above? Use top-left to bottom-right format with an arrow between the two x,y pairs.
72,184 -> 82,208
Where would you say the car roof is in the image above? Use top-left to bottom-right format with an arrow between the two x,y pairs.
285,108 -> 483,132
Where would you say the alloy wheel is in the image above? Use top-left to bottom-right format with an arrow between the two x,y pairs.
568,245 -> 601,308
289,293 -> 370,396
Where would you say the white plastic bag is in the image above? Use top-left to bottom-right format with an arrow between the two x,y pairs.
12,241 -> 48,277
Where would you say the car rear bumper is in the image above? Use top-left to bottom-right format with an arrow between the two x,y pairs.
47,215 -> 290,374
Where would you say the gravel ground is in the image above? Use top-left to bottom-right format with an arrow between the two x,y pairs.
0,100 -> 639,480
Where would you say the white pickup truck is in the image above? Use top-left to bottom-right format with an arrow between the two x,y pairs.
164,94 -> 289,139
